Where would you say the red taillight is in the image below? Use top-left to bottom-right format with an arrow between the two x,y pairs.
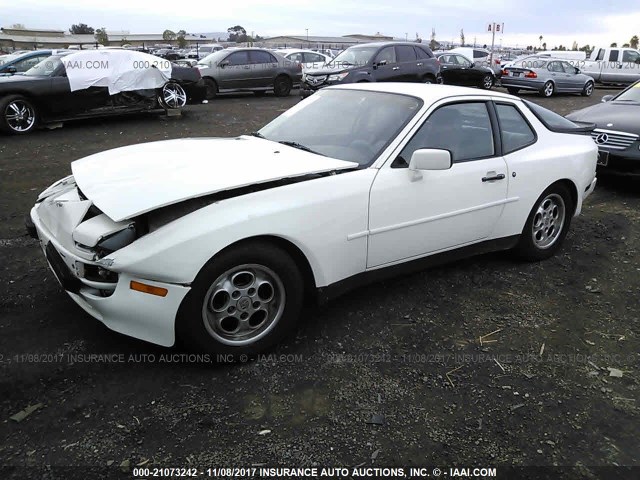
501,69 -> 508,76
525,71 -> 537,78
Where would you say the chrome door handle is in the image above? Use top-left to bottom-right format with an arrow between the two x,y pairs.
482,173 -> 506,182
392,67 -> 400,70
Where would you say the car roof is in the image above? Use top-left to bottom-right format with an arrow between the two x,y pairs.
349,41 -> 429,48
327,82 -> 518,102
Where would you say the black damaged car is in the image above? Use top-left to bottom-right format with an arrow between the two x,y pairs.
301,42 -> 441,97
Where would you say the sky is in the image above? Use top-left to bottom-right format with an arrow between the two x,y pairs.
1,0 -> 639,49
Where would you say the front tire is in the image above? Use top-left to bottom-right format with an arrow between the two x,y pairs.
514,183 -> 574,261
203,78 -> 218,100
582,81 -> 594,97
0,95 -> 37,134
273,75 -> 292,97
177,242 -> 304,356
158,82 -> 187,109
540,81 -> 555,97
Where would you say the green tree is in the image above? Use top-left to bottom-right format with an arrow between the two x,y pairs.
163,29 -> 176,41
579,44 -> 591,53
95,27 -> 109,46
120,36 -> 129,46
460,28 -> 465,47
429,28 -> 438,51
542,42 -> 547,50
70,23 -> 94,34
177,30 -> 188,48
630,35 -> 639,49
610,42 -> 617,47
227,25 -> 247,43
622,43 -> 630,48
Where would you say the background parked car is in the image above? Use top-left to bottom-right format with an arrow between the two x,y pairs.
565,80 -> 640,176
501,58 -> 595,97
435,52 -> 495,89
301,42 -> 441,97
276,49 -> 332,69
197,48 -> 302,99
448,47 -> 501,74
0,50 -> 64,76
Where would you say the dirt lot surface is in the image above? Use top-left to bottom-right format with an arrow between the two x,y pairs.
0,86 -> 638,478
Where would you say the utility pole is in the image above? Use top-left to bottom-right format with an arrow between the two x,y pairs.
405,32 -> 408,41
487,22 -> 503,65
305,28 -> 309,44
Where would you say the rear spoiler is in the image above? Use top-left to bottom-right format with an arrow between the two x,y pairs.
559,121 -> 596,135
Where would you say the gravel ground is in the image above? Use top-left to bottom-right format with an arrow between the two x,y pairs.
0,86 -> 638,478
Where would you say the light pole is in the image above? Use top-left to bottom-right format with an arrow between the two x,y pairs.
306,28 -> 309,46
405,32 -> 408,41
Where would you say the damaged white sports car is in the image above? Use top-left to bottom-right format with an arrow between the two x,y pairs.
28,84 -> 598,354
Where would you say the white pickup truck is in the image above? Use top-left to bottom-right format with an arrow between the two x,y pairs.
572,47 -> 640,84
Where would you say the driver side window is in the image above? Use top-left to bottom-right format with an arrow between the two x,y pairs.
375,47 -> 396,65
392,102 -> 495,168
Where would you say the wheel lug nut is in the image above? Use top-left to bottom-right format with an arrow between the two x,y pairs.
253,301 -> 260,308
227,306 -> 235,313
240,312 -> 249,320
232,291 -> 240,299
248,288 -> 256,296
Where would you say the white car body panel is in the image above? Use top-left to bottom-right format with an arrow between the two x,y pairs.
71,137 -> 358,222
30,83 -> 598,347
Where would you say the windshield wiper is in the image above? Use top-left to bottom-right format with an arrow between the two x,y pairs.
249,131 -> 265,138
278,141 -> 325,156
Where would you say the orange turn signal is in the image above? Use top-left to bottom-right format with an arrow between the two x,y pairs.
130,280 -> 168,297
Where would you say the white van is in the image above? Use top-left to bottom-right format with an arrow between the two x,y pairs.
538,50 -> 586,61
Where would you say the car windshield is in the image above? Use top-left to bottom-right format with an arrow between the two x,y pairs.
258,89 -> 423,167
24,56 -> 63,76
0,53 -> 22,65
328,47 -> 378,67
613,82 -> 640,102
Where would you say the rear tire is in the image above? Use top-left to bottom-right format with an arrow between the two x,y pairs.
203,78 -> 218,100
481,74 -> 494,90
507,87 -> 519,95
176,241 -> 304,356
513,183 -> 574,261
540,81 -> 555,97
582,81 -> 594,97
0,95 -> 38,135
273,75 -> 292,97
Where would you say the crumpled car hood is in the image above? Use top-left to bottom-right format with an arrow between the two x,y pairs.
71,136 -> 357,222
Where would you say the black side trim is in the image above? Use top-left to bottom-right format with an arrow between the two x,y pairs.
316,235 -> 520,304
45,242 -> 82,294
25,214 -> 37,239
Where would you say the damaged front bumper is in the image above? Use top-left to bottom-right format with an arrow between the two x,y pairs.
28,183 -> 190,347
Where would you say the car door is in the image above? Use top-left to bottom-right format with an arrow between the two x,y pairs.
218,51 -> 252,89
560,61 -> 584,91
620,50 -> 640,83
602,49 -> 622,83
367,100 -> 508,267
372,46 -> 399,82
250,50 -> 278,87
438,55 -> 460,84
394,45 -> 418,81
546,61 -> 567,90
455,55 -> 477,85
47,64 -> 110,116
414,46 -> 434,80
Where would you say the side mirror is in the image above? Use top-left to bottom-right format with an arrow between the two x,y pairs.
219,60 -> 230,68
6,66 -> 17,74
574,68 -> 581,74
376,59 -> 387,67
409,149 -> 452,172
469,62 -> 475,68
601,94 -> 614,103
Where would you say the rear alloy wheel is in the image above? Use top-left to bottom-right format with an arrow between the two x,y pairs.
0,95 -> 37,134
582,81 -> 594,97
481,74 -> 494,89
273,75 -> 292,97
160,82 -> 187,109
514,183 -> 573,261
177,242 -> 304,356
541,81 -> 555,97
203,78 -> 218,100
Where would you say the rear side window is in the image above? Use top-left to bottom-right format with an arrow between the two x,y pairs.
495,104 -> 536,154
622,50 -> 640,64
523,100 -> 593,133
473,50 -> 487,59
608,49 -> 619,62
251,51 -> 275,64
414,47 -> 431,59
226,51 -> 250,65
396,45 -> 417,62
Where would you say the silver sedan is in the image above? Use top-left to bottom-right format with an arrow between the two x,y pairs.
501,58 -> 595,97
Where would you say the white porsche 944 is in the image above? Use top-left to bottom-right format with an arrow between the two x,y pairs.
28,84 -> 598,355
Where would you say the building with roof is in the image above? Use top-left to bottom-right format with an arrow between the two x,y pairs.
0,27 -> 219,51
262,33 -> 396,49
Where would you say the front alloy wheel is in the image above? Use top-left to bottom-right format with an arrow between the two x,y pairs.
1,96 -> 37,134
202,264 -> 285,346
531,194 -> 566,249
482,75 -> 494,89
541,81 -> 555,97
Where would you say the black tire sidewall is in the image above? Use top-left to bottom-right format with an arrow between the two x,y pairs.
541,81 -> 554,97
176,242 -> 304,356
0,95 -> 37,134
203,78 -> 217,100
514,183 -> 574,261
582,82 -> 594,96
481,75 -> 493,89
273,76 -> 292,97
